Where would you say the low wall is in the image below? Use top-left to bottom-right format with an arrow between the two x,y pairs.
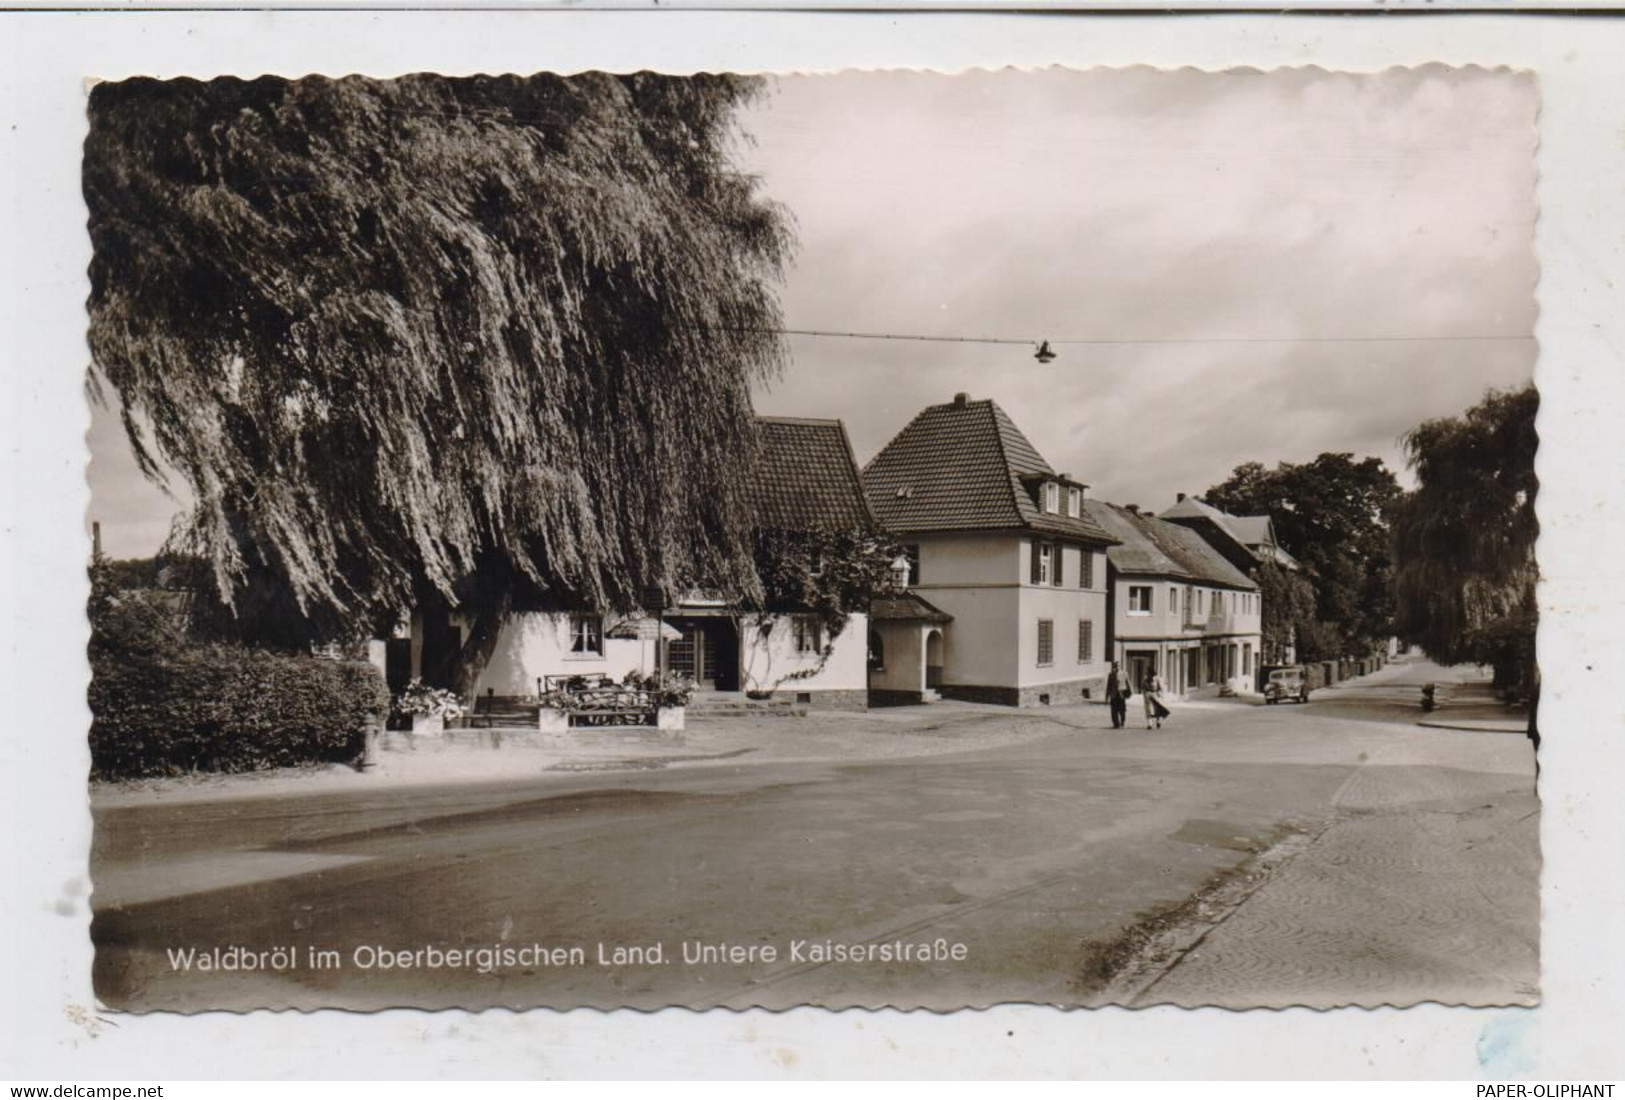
754,687 -> 868,711
941,676 -> 1104,707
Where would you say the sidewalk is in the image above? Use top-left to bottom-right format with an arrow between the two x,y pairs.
90,700 -> 1103,808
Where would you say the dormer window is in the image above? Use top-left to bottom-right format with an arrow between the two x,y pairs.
1043,482 -> 1060,514
1067,487 -> 1081,517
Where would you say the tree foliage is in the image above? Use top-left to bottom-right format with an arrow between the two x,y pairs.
1206,452 -> 1402,655
745,526 -> 902,692
86,73 -> 794,684
1253,559 -> 1318,665
1391,385 -> 1538,683
753,526 -> 902,641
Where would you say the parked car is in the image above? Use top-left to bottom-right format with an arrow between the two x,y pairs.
1263,666 -> 1312,705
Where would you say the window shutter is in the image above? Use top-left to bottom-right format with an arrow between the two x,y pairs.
1030,540 -> 1041,585
1082,550 -> 1093,589
1053,543 -> 1064,587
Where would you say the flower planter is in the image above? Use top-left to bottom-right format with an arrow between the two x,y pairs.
657,705 -> 685,732
409,713 -> 445,736
537,707 -> 570,733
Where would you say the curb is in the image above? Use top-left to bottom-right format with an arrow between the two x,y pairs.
1416,718 -> 1530,734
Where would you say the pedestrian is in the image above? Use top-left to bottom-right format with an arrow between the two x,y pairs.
1105,661 -> 1130,729
1143,669 -> 1168,729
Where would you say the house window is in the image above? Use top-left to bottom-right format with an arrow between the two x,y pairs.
1043,482 -> 1060,514
569,614 -> 603,656
1068,487 -> 1082,517
1078,619 -> 1093,663
1037,619 -> 1054,667
1169,586 -> 1179,613
1196,590 -> 1205,615
903,544 -> 921,586
1052,543 -> 1064,587
809,548 -> 824,577
1128,585 -> 1153,615
1080,550 -> 1094,589
793,615 -> 824,655
1032,541 -> 1054,585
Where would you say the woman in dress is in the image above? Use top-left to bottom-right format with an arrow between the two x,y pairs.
1143,669 -> 1167,729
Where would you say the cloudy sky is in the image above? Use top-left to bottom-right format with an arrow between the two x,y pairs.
88,65 -> 1537,558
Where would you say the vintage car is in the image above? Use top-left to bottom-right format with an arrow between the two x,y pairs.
1262,666 -> 1312,705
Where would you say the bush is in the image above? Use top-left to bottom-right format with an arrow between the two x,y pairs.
88,588 -> 389,779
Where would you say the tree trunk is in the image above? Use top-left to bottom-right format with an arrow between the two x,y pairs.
450,589 -> 514,699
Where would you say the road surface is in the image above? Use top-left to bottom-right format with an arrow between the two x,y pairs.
90,657 -> 1538,1011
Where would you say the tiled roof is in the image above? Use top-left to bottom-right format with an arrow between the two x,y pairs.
1086,501 -> 1257,590
870,593 -> 954,623
749,417 -> 873,531
1160,494 -> 1244,540
1159,495 -> 1296,568
1227,515 -> 1273,546
861,397 -> 1115,544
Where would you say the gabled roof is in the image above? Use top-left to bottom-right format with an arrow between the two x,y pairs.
1086,500 -> 1258,590
1159,495 -> 1299,569
1226,515 -> 1273,546
750,417 -> 873,531
861,396 -> 1115,544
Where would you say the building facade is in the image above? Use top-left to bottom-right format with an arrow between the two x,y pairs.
862,393 -> 1118,707
1159,492 -> 1300,666
1086,500 -> 1263,696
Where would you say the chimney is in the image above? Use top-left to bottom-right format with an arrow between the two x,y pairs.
1177,492 -> 1187,502
953,392 -> 969,407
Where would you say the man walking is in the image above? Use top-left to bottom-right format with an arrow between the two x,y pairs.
1105,661 -> 1130,729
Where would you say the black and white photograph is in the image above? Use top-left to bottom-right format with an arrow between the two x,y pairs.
82,64 -> 1540,1014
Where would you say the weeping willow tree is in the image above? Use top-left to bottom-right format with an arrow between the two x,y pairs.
1391,385 -> 1539,693
86,73 -> 793,690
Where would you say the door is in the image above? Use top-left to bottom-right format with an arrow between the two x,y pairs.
667,623 -> 706,686
1127,651 -> 1157,693
667,620 -> 740,691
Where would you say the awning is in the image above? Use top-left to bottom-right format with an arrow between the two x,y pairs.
606,616 -> 683,641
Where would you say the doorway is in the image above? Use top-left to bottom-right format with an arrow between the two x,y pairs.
925,629 -> 945,689
1127,650 -> 1158,693
665,617 -> 740,691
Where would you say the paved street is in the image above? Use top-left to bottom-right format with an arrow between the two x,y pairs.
90,657 -> 1538,1012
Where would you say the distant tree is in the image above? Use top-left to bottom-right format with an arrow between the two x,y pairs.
1391,385 -> 1538,691
85,74 -> 794,691
1206,453 -> 1402,655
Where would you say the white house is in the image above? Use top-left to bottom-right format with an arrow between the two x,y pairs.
382,416 -> 873,711
861,393 -> 1118,706
1085,500 -> 1263,697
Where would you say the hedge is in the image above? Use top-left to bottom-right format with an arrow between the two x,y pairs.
89,592 -> 389,779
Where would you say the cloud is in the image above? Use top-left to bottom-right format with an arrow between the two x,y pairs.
743,66 -> 1537,509
88,66 -> 1537,557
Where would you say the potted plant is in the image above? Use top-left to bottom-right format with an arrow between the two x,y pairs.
393,679 -> 465,735
653,672 -> 694,732
535,687 -> 573,733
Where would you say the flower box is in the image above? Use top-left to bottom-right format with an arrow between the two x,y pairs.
657,705 -> 685,732
537,707 -> 570,734
410,713 -> 445,736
